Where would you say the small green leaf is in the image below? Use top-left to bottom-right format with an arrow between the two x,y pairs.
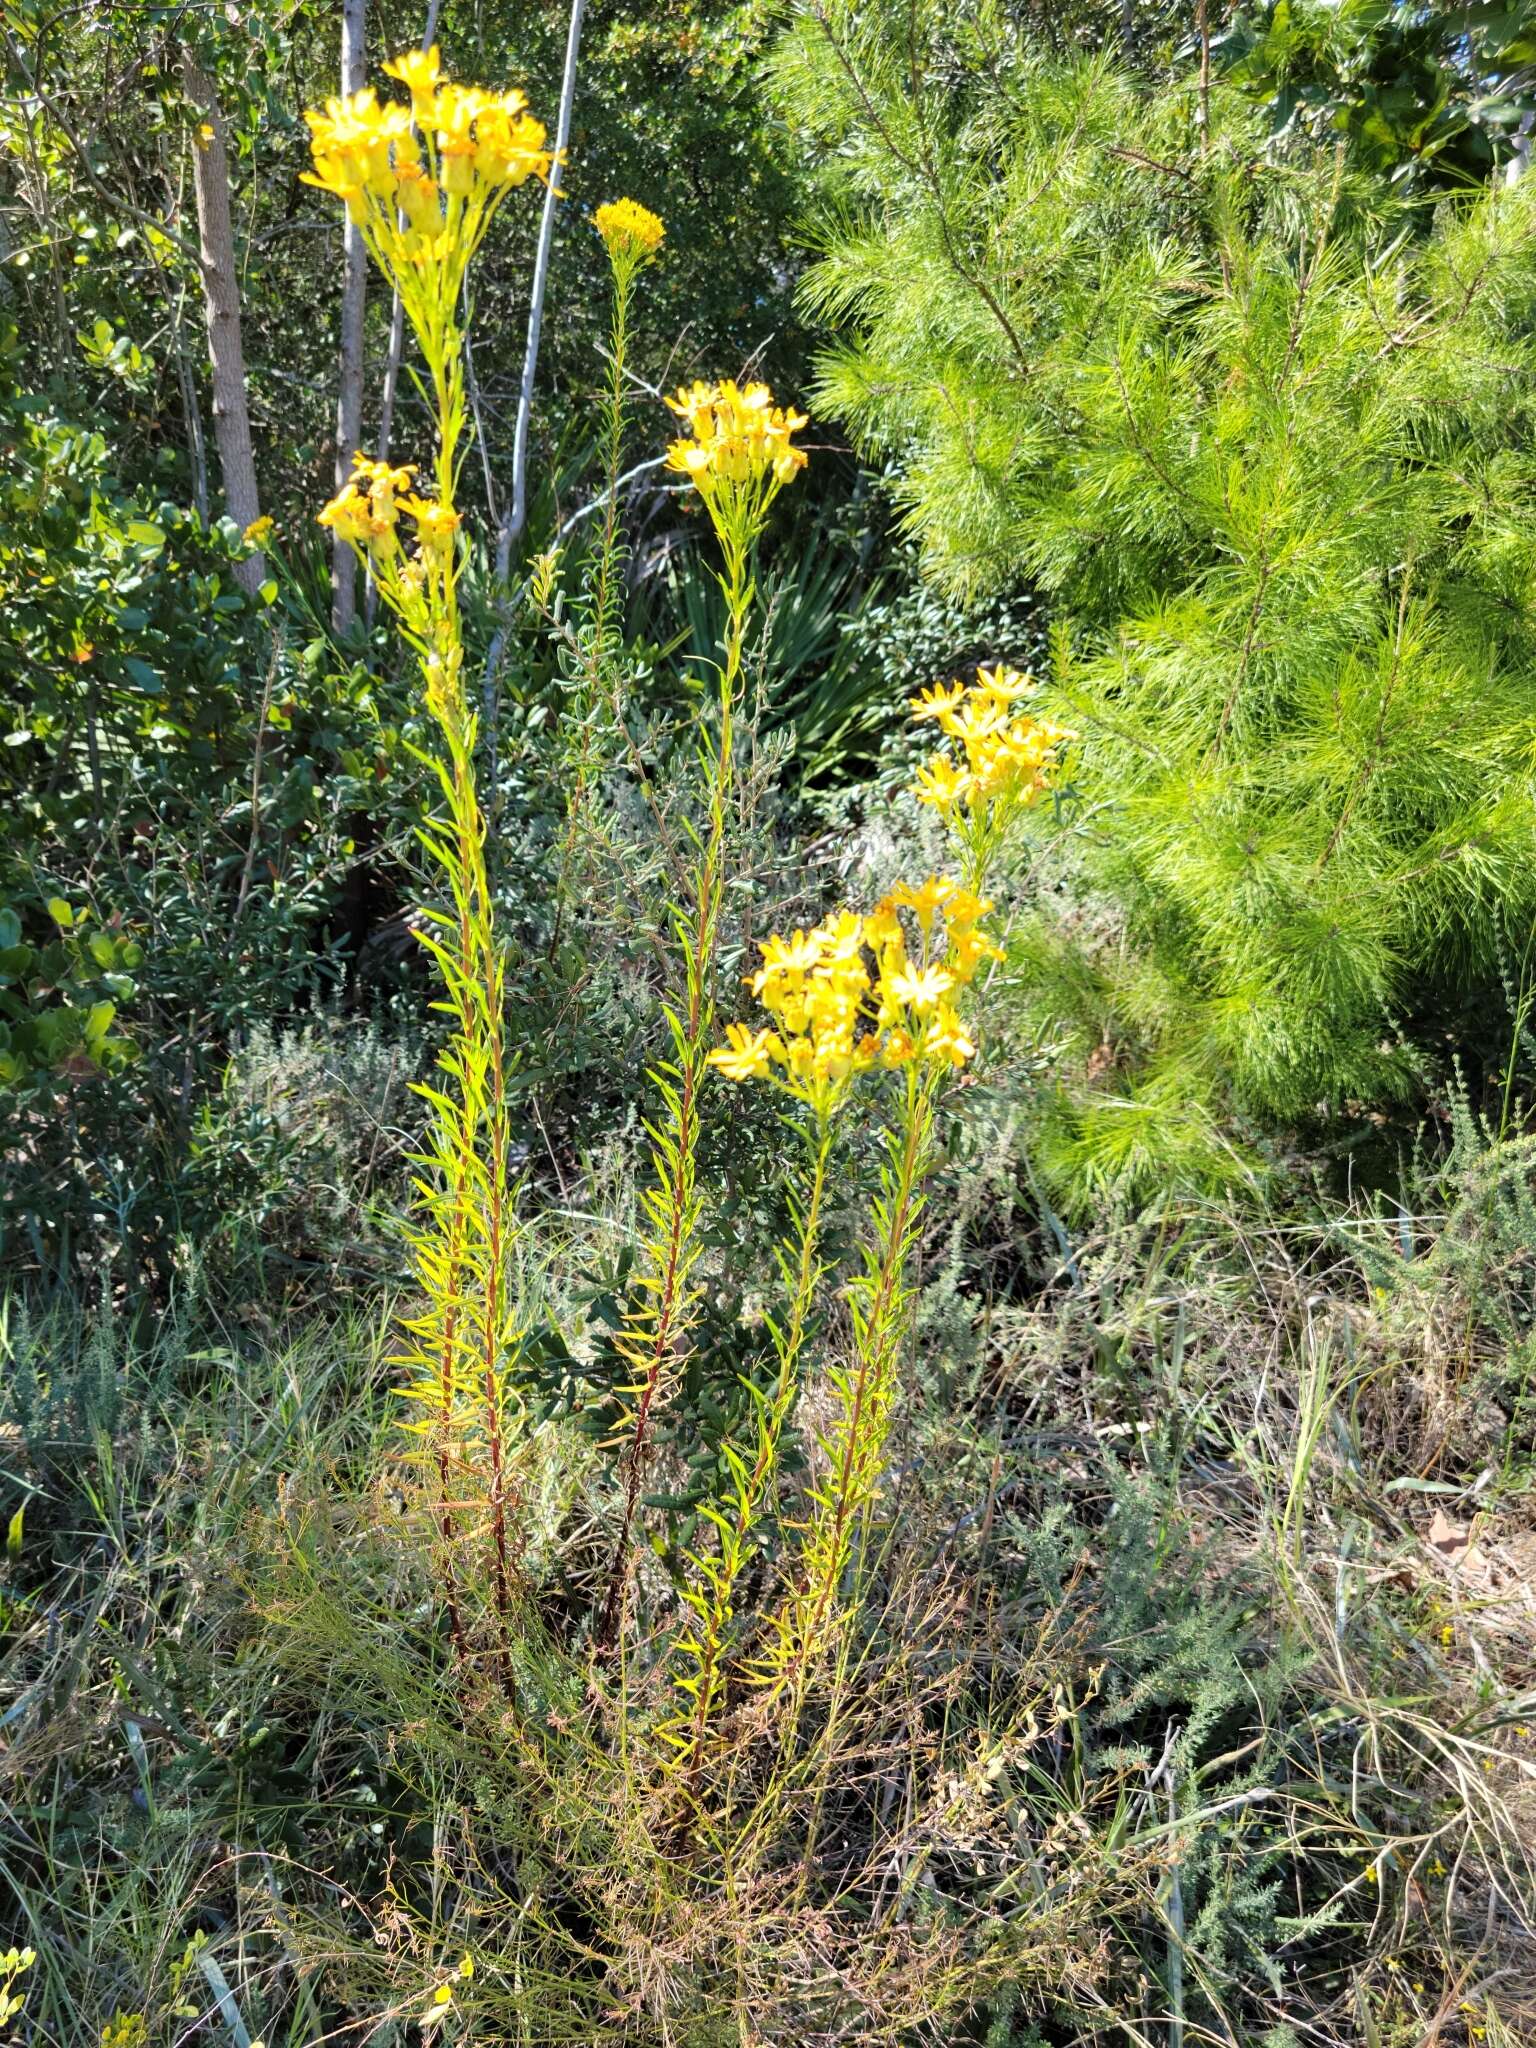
46,897 -> 73,928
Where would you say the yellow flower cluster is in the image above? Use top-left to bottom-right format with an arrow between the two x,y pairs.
665,379 -> 808,494
318,454 -> 460,579
594,197 -> 665,261
709,878 -> 998,1107
910,665 -> 1072,816
302,48 -> 552,301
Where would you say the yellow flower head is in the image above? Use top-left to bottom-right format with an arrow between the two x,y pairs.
888,875 -> 960,932
594,197 -> 665,263
317,484 -> 379,551
925,1001 -> 978,1068
303,55 -> 552,302
353,454 -> 416,506
884,961 -> 954,1013
708,1023 -> 783,1082
907,663 -> 1073,855
402,493 -> 462,560
914,755 -> 970,814
714,883 -> 995,1101
973,662 -> 1033,706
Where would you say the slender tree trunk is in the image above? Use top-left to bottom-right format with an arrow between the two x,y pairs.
375,0 -> 442,463
1195,0 -> 1211,157
480,0 -> 586,695
498,0 -> 586,581
181,47 -> 265,595
332,0 -> 369,633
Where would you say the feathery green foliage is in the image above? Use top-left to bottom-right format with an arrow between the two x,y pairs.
774,4 -> 1536,1199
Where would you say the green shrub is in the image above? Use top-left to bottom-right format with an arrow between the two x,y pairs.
772,8 -> 1536,1204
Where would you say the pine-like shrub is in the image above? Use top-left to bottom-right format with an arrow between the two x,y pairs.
772,8 -> 1536,1202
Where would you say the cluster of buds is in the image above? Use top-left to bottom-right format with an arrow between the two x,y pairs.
594,197 -> 665,267
709,878 -> 999,1111
303,47 -> 553,299
910,665 -> 1073,819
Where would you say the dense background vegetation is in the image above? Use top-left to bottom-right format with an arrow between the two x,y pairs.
4,0 -> 1536,2043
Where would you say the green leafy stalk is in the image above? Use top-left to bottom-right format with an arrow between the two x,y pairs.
663,1104 -> 835,1788
752,1062 -> 936,1705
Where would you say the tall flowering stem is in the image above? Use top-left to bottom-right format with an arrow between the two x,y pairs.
556,200 -> 665,846
698,654 -> 1071,1786
599,380 -> 808,1645
306,49 -> 555,1683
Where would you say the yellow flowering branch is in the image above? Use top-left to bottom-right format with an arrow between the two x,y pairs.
911,664 -> 1074,892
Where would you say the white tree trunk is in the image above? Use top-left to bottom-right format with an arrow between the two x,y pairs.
480,0 -> 587,698
182,48 -> 265,596
332,0 -> 368,633
497,0 -> 587,584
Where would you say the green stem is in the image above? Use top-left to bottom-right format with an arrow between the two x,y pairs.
599,553 -> 750,1644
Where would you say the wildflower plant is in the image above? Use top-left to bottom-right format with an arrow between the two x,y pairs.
681,661 -> 1070,1770
567,199 -> 665,801
296,36 -> 1096,2024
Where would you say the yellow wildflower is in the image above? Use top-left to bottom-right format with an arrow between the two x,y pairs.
885,961 -> 954,1013
403,494 -> 462,563
907,662 -> 1073,882
709,1023 -> 782,1082
925,1002 -> 978,1067
973,662 -> 1033,706
944,694 -> 1012,751
381,43 -> 442,116
714,884 -> 996,1101
888,875 -> 957,930
914,755 -> 971,813
303,55 -> 552,303
880,1027 -> 916,1068
910,680 -> 967,723
242,514 -> 274,547
316,484 -> 377,550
